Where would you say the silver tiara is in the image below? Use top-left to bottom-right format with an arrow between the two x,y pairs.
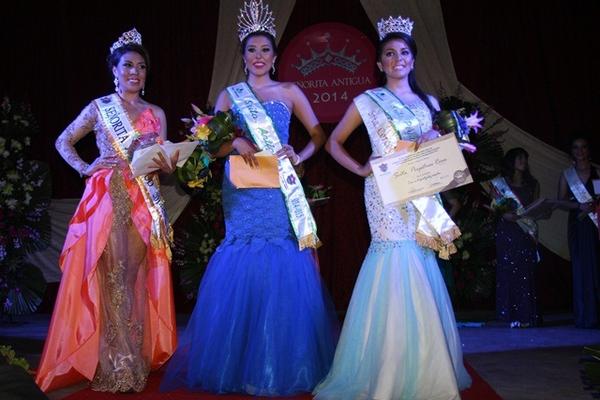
377,15 -> 414,40
237,0 -> 276,42
109,28 -> 142,54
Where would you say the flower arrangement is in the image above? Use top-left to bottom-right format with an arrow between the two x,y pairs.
172,163 -> 225,302
433,108 -> 483,153
434,91 -> 507,309
176,105 -> 239,190
0,97 -> 49,316
490,197 -> 519,220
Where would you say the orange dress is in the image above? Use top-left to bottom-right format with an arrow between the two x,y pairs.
35,103 -> 176,393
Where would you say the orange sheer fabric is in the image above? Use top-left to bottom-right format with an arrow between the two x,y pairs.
36,107 -> 176,393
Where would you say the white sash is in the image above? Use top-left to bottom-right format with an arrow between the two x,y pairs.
95,94 -> 173,255
564,166 -> 598,227
226,83 -> 320,250
355,87 -> 460,259
489,176 -> 538,239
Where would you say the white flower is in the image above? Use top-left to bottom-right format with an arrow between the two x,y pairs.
24,137 -> 30,146
5,199 -> 17,209
2,151 -> 9,158
24,193 -> 32,205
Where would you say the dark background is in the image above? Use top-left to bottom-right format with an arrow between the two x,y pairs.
1,0 -> 597,315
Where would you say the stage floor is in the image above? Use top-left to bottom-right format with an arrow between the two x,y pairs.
1,312 -> 599,399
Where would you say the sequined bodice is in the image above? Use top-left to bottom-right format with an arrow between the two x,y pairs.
220,101 -> 294,247
365,97 -> 433,244
55,100 -> 160,174
367,97 -> 433,158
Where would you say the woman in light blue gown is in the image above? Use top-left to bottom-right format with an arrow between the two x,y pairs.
160,1 -> 337,396
314,15 -> 471,400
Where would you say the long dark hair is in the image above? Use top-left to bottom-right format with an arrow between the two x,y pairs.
107,43 -> 150,72
377,32 -> 436,116
501,147 -> 536,186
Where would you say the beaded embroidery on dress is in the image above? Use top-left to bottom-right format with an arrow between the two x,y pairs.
314,97 -> 471,400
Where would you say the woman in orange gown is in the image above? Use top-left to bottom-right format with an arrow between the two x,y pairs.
35,29 -> 177,393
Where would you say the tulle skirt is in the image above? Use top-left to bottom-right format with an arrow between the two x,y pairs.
314,240 -> 470,400
161,236 -> 338,396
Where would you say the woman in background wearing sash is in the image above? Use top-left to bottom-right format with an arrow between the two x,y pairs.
160,0 -> 337,396
494,148 -> 541,328
558,136 -> 600,328
314,15 -> 470,400
35,29 -> 177,393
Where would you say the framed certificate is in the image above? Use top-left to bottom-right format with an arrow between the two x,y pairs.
370,134 -> 473,205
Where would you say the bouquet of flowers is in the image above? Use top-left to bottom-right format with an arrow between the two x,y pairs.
490,196 -> 519,221
177,105 -> 240,190
433,107 -> 484,153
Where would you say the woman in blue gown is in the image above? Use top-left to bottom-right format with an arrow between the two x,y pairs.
558,137 -> 600,328
314,15 -> 470,400
161,0 -> 337,395
494,148 -> 541,328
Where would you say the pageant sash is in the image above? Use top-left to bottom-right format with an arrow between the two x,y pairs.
489,177 -> 538,239
95,94 -> 173,255
226,82 -> 320,249
355,88 -> 460,259
564,166 -> 598,227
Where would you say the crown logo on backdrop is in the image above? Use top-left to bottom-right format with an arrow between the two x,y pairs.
237,0 -> 277,42
110,28 -> 142,54
293,37 -> 364,77
376,15 -> 414,40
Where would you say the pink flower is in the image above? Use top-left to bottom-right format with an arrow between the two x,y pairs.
196,115 -> 213,126
465,111 -> 484,133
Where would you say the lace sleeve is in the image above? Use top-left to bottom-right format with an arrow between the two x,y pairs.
55,102 -> 98,175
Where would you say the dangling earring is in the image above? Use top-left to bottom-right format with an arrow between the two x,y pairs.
114,77 -> 119,93
271,64 -> 276,75
243,63 -> 248,75
141,86 -> 145,96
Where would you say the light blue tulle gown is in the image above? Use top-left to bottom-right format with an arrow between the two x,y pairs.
314,98 -> 471,400
160,101 -> 338,396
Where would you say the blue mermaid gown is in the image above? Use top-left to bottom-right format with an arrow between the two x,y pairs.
161,101 -> 338,396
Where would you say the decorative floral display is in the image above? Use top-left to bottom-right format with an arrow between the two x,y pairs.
176,105 -> 239,190
433,108 -> 483,153
172,161 -> 225,301
0,97 -> 49,316
436,91 -> 506,308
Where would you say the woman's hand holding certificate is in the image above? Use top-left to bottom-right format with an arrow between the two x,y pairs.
230,151 -> 280,188
370,134 -> 473,205
131,140 -> 199,177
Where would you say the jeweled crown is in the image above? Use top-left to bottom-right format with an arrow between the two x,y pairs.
237,0 -> 276,42
377,15 -> 414,40
110,28 -> 142,54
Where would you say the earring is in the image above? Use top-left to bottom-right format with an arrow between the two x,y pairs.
243,64 -> 248,75
114,77 -> 119,93
271,64 -> 276,75
141,86 -> 145,96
